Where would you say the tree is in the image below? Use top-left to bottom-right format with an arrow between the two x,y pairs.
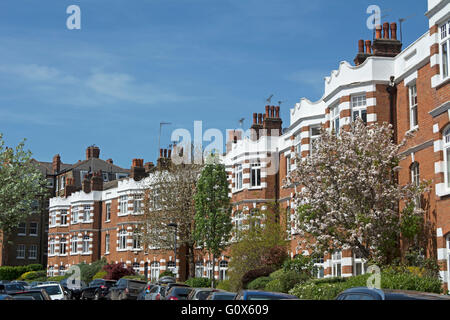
0,133 -> 46,264
193,154 -> 232,287
285,119 -> 429,265
227,203 -> 288,291
140,149 -> 204,280
103,262 -> 135,281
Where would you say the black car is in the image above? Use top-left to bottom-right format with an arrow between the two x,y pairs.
206,291 -> 236,300
336,287 -> 450,300
0,283 -> 25,295
164,286 -> 193,300
81,279 -> 116,300
60,278 -> 87,300
108,279 -> 147,300
9,289 -> 52,301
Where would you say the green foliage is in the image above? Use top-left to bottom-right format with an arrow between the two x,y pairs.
19,270 -> 47,281
121,275 -> 146,281
185,277 -> 212,288
277,270 -> 311,293
289,269 -> 443,300
0,134 -> 47,239
283,255 -> 317,275
269,269 -> 285,280
402,248 -> 440,278
247,277 -> 272,290
264,279 -> 283,293
228,203 -> 288,292
66,258 -> 108,284
216,280 -> 231,292
47,276 -> 67,282
92,270 -> 107,280
0,264 -> 45,281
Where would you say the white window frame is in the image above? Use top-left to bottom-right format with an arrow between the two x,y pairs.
105,203 -> 111,222
72,207 -> 79,224
132,231 -> 142,250
331,104 -> 340,136
195,262 -> 204,278
28,245 -> 37,260
105,234 -> 110,254
444,126 -> 450,191
60,238 -> 67,255
83,205 -> 91,223
150,262 -> 160,281
50,211 -> 57,227
133,195 -> 143,214
17,223 -> 26,236
351,95 -> 367,125
16,244 -> 25,259
310,126 -> 321,156
60,210 -> 68,226
71,236 -> 78,254
119,229 -> 127,250
440,21 -> 450,80
167,261 -> 176,274
233,212 -> 244,239
409,84 -> 418,130
82,236 -> 90,254
353,250 -> 367,276
235,164 -> 243,191
119,196 -> 128,215
331,251 -> 342,277
206,261 -> 213,279
49,239 -> 55,255
219,260 -> 229,281
286,155 -> 291,174
250,161 -> 261,188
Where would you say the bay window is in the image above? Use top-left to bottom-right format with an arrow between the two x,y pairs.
310,126 -> 321,155
351,95 -> 367,125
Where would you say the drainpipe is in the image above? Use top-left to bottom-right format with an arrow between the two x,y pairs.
386,76 -> 398,143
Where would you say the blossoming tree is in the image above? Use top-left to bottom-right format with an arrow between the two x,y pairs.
285,120 -> 428,264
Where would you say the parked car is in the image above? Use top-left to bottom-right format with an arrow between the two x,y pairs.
11,280 -> 31,290
29,281 -> 44,288
9,289 -> 52,301
144,284 -> 168,300
108,278 -> 147,300
336,287 -> 450,300
206,291 -> 236,300
0,294 -> 14,300
187,288 -> 223,300
158,276 -> 176,284
164,286 -> 193,300
80,279 -> 116,300
165,282 -> 191,292
60,279 -> 87,300
0,280 -> 11,285
0,283 -> 25,294
234,290 -> 299,300
34,283 -> 67,300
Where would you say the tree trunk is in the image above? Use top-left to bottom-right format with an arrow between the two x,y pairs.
211,253 -> 216,288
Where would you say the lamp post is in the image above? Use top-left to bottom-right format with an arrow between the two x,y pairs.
167,223 -> 178,278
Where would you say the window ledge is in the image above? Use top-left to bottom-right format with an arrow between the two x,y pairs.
248,187 -> 263,191
406,127 -> 419,135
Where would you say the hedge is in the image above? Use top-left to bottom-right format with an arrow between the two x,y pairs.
247,277 -> 272,290
92,270 -> 107,280
0,264 -> 45,281
18,270 -> 47,281
185,277 -> 212,288
216,280 -> 231,292
289,270 -> 443,300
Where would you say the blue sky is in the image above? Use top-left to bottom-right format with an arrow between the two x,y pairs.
0,0 -> 428,168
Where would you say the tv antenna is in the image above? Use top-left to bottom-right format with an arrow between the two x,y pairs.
372,8 -> 392,40
399,14 -> 417,43
278,101 -> 284,106
266,94 -> 274,105
238,118 -> 245,128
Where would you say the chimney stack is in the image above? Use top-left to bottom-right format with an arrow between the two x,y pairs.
91,170 -> 103,191
144,162 -> 155,173
64,178 -> 76,197
258,113 -> 263,124
86,146 -> 100,160
130,159 -> 146,181
354,40 -> 373,66
372,21 -> 402,58
106,159 -> 113,164
52,154 -> 61,174
82,174 -> 91,194
358,39 -> 364,53
265,105 -> 270,118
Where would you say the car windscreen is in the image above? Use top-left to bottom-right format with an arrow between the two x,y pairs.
173,288 -> 192,296
14,292 -> 44,301
197,291 -> 213,300
5,284 -> 23,291
214,294 -> 236,300
128,281 -> 146,290
39,286 -> 62,295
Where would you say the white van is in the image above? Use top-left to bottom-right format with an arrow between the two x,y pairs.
34,284 -> 66,300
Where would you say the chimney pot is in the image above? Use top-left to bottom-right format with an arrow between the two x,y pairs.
106,159 -> 113,164
275,106 -> 280,118
365,40 -> 372,54
253,113 -> 257,124
358,39 -> 364,53
168,149 -> 172,158
160,149 -> 163,158
383,22 -> 390,39
375,25 -> 382,39
258,113 -> 263,124
265,105 -> 270,118
270,106 -> 275,118
164,149 -> 168,158
390,22 -> 398,40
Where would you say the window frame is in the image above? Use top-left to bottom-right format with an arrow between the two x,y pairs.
331,104 -> 340,136
351,95 -> 368,125
105,203 -> 111,222
310,125 -> 321,156
105,234 -> 110,254
119,195 -> 128,215
409,84 -> 418,130
71,236 -> 78,254
60,210 -> 68,226
16,244 -> 26,259
118,229 -> 127,250
17,223 -> 27,236
28,245 -> 38,260
440,21 -> 450,80
60,238 -> 67,255
331,251 -> 342,277
82,236 -> 90,254
250,161 -> 262,188
444,126 -> 450,191
235,164 -> 243,191
219,260 -> 229,281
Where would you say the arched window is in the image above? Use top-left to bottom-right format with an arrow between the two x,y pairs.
82,236 -> 90,253
444,126 -> 450,190
219,260 -> 228,281
150,262 -> 160,281
195,262 -> 204,278
119,229 -> 127,250
60,238 -> 67,255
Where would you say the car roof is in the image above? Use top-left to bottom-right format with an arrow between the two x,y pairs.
383,289 -> 450,300
242,290 -> 295,297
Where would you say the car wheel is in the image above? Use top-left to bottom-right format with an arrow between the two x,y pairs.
94,292 -> 100,300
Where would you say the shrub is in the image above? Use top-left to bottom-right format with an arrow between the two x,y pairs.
103,263 -> 135,281
92,270 -> 107,280
260,246 -> 288,269
247,277 -> 272,290
0,264 -> 45,281
283,255 -> 317,276
47,276 -> 67,282
26,264 -> 44,272
19,270 -> 47,281
265,279 -> 283,293
269,269 -> 285,280
121,275 -> 146,281
185,277 -> 212,288
242,266 -> 275,288
278,270 -> 310,293
216,280 -> 231,292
